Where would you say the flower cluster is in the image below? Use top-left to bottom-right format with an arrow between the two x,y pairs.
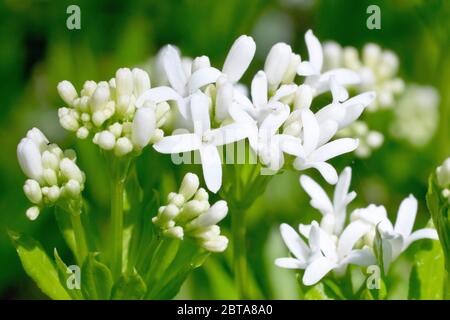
390,85 -> 440,147
57,68 -> 170,156
17,128 -> 85,220
276,167 -> 438,286
436,157 -> 450,203
323,42 -> 404,111
152,172 -> 229,252
337,121 -> 383,158
150,30 -> 376,191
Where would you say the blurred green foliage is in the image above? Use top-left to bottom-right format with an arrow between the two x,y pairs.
0,0 -> 448,299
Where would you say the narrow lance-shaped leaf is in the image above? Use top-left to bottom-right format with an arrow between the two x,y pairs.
9,231 -> 70,300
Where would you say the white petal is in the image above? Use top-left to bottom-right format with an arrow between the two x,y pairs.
199,144 -> 222,193
275,257 -> 306,269
301,109 -> 320,155
330,76 -> 349,103
300,175 -> 333,215
190,91 -> 211,135
304,30 -> 323,73
394,194 -> 418,238
404,228 -> 439,249
259,103 -> 290,138
277,134 -> 304,157
209,123 -> 253,146
310,162 -> 338,184
318,120 -> 338,146
309,138 -> 358,163
338,220 -> 370,259
188,67 -> 222,93
297,61 -> 317,76
229,102 -> 256,124
264,42 -> 292,88
340,247 -> 376,266
333,167 -> 353,211
271,84 -> 298,102
222,35 -> 256,83
303,256 -> 335,286
342,91 -> 376,109
279,223 -> 309,261
136,86 -> 181,107
337,104 -> 365,129
215,76 -> 233,122
163,45 -> 188,94
251,71 -> 268,109
153,133 -> 201,154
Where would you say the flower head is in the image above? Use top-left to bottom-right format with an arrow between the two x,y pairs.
17,128 -> 85,220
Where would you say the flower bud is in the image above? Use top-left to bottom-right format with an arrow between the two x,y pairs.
76,127 -> 89,139
177,200 -> 205,222
159,204 -> 180,224
179,173 -> 200,200
43,168 -> 58,185
215,76 -> 233,122
222,35 -> 256,83
187,200 -> 228,230
164,226 -> 184,239
437,158 -> 450,188
264,42 -> 292,90
201,235 -> 229,252
343,46 -> 360,70
323,42 -> 342,70
132,68 -> 150,97
47,185 -> 61,202
367,131 -> 384,148
64,179 -> 81,198
282,53 -> 301,84
41,150 -> 59,170
115,137 -> 133,156
116,68 -> 134,98
81,80 -> 97,97
17,138 -> 44,182
57,80 -> 78,106
193,188 -> 209,202
108,123 -> 123,138
59,158 -> 84,183
23,179 -> 42,204
60,114 -> 80,131
26,128 -> 49,151
132,106 -> 156,149
190,225 -> 220,241
192,56 -> 211,73
94,130 -> 116,150
294,84 -> 313,110
362,43 -> 381,68
90,84 -> 110,112
26,206 -> 40,221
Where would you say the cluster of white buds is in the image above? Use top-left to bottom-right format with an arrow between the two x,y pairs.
337,121 -> 383,158
57,68 -> 170,156
152,173 -> 229,252
323,42 -> 404,111
436,158 -> 450,203
17,128 -> 85,220
390,85 -> 439,147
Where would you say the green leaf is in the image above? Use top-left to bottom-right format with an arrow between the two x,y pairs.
9,231 -> 71,300
81,253 -> 113,300
54,249 -> 83,300
111,271 -> 146,300
409,240 -> 445,300
304,283 -> 335,300
359,277 -> 387,300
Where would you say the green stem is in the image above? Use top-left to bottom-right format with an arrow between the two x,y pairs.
111,172 -> 124,280
445,270 -> 450,300
70,211 -> 88,264
231,206 -> 249,299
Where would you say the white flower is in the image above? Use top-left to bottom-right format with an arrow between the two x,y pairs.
154,91 -> 252,192
350,195 -> 438,270
264,42 -> 299,90
300,167 -> 356,235
293,109 -> 359,184
276,221 -> 375,286
297,30 -> 360,96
